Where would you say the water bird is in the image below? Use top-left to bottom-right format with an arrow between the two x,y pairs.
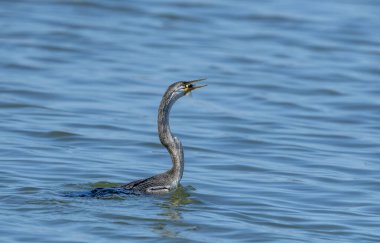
89,79 -> 207,197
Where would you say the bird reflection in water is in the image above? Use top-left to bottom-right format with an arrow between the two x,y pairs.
152,186 -> 199,238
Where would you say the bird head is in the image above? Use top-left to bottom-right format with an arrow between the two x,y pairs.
170,78 -> 207,97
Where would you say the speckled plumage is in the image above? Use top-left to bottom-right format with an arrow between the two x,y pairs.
89,80 -> 205,196
121,82 -> 187,194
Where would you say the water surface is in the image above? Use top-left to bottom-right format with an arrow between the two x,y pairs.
1,0 -> 380,242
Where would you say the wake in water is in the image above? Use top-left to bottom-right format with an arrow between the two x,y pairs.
63,187 -> 142,198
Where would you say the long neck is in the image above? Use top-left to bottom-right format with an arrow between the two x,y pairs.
157,91 -> 184,181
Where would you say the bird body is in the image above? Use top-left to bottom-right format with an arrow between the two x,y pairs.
90,79 -> 206,196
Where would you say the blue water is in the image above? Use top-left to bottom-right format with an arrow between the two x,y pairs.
1,0 -> 380,242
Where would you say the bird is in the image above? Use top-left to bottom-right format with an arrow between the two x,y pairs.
89,79 -> 207,197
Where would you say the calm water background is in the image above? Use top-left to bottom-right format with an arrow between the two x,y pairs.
1,0 -> 380,242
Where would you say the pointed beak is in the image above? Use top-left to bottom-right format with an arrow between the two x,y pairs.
184,78 -> 207,93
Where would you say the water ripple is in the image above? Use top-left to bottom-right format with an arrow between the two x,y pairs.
1,0 -> 380,242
